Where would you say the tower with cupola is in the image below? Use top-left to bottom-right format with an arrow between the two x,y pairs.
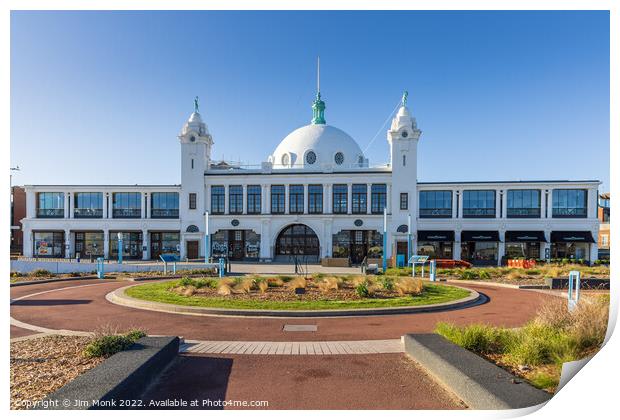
387,91 -> 422,240
178,97 -> 213,256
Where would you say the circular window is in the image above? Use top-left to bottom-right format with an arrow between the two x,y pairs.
231,219 -> 240,227
402,131 -> 409,138
186,224 -> 199,233
354,219 -> 363,227
281,154 -> 290,166
190,136 -> 196,142
397,224 -> 409,233
334,152 -> 344,165
305,151 -> 317,165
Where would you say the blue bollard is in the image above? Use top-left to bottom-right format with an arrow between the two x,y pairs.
96,257 -> 104,279
219,258 -> 225,278
568,271 -> 581,312
430,260 -> 437,282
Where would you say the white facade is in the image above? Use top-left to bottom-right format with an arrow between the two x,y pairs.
20,91 -> 601,265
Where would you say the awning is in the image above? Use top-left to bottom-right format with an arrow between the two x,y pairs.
461,230 -> 500,242
418,230 -> 455,241
550,231 -> 595,243
505,231 -> 547,242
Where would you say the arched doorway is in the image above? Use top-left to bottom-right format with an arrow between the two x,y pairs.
275,224 -> 320,261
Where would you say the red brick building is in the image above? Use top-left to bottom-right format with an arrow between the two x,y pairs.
11,186 -> 26,254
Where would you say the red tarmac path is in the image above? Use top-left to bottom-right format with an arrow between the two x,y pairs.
10,279 -> 552,341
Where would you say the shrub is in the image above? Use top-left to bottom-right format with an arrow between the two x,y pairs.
525,269 -> 541,276
181,285 -> 197,296
460,270 -> 478,280
477,269 -> 491,279
287,277 -> 307,290
435,322 -> 514,354
380,277 -> 394,291
30,269 -> 52,277
505,323 -> 577,366
83,329 -> 147,358
11,272 -> 24,277
395,278 -> 423,296
267,277 -> 284,287
318,277 -> 341,293
355,282 -> 371,298
257,280 -> 269,294
217,284 -> 232,296
234,278 -> 255,294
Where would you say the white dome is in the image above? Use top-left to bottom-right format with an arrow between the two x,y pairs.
180,112 -> 209,137
270,124 -> 366,168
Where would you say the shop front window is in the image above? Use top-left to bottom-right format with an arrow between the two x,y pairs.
74,232 -> 104,258
34,231 -> 64,257
109,232 -> 143,260
505,242 -> 540,259
551,242 -> 589,260
417,242 -> 453,259
461,241 -> 498,263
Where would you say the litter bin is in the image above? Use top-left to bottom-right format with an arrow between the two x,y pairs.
396,254 -> 405,267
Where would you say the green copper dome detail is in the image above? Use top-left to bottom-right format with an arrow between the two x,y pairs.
311,92 -> 326,125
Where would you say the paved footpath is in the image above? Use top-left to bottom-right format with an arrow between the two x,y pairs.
181,339 -> 402,355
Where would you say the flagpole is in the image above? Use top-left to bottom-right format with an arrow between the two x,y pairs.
382,207 -> 387,273
204,211 -> 210,264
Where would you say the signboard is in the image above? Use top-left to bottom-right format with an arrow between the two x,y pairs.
408,255 -> 429,264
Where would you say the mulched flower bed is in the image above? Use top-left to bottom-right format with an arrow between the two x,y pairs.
10,335 -> 104,410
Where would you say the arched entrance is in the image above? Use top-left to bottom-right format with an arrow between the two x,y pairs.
275,224 -> 320,261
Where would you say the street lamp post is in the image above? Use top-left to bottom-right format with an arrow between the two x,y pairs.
117,232 -> 123,264
204,211 -> 210,264
382,207 -> 387,273
407,213 -> 412,264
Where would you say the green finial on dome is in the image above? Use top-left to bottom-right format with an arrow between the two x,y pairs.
311,56 -> 326,124
401,90 -> 408,107
194,96 -> 199,113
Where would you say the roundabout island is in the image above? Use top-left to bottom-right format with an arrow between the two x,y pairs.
111,274 -> 482,317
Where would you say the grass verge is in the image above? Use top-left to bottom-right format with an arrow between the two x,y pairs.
435,294 -> 609,392
125,280 -> 470,310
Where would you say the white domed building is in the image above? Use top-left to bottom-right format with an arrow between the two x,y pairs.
20,85 -> 601,267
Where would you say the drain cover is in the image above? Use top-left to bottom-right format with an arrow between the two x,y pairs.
283,324 -> 318,332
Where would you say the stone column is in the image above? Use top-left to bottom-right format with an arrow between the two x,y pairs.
458,191 -> 464,219
347,183 -> 353,214
453,230 -> 462,260
205,185 -> 211,214
224,185 -> 229,215
502,190 -> 508,219
452,190 -> 458,218
497,230 -> 505,267
589,241 -> 598,265
103,230 -> 110,259
366,184 -> 372,214
303,184 -> 309,214
142,228 -> 149,260
264,184 -> 270,214
23,229 -> 33,257
64,228 -> 71,259
495,190 -> 502,219
146,192 -> 152,219
69,192 -> 74,219
141,193 -> 147,219
386,184 -> 392,214
587,188 -> 598,219
64,193 -> 70,219
103,193 -> 109,219
242,185 -> 247,214
259,219 -> 271,261
284,185 -> 289,214
539,189 -> 546,219
546,189 -> 553,219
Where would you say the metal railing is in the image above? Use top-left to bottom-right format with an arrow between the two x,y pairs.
37,209 -> 64,218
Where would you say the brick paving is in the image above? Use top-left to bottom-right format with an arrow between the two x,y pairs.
181,339 -> 402,355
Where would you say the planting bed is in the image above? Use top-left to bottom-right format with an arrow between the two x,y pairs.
124,275 -> 472,311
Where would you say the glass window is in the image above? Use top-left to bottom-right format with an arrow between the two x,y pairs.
507,190 -> 540,218
247,185 -> 261,214
419,191 -> 452,218
461,241 -> 498,262
400,193 -> 408,210
371,184 -> 387,214
189,193 -> 197,210
112,192 -> 141,218
289,185 -> 304,214
463,190 -> 496,218
271,185 -> 285,214
308,185 -> 323,214
552,189 -> 587,218
151,192 -> 179,218
506,242 -> 541,259
37,192 -> 64,218
74,193 -> 103,218
33,231 -> 64,257
74,231 -> 104,257
229,185 -> 243,214
352,184 -> 367,214
211,186 -> 225,214
333,184 -> 348,214
110,231 -> 143,260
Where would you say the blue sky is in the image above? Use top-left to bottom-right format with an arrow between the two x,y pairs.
10,11 -> 610,190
